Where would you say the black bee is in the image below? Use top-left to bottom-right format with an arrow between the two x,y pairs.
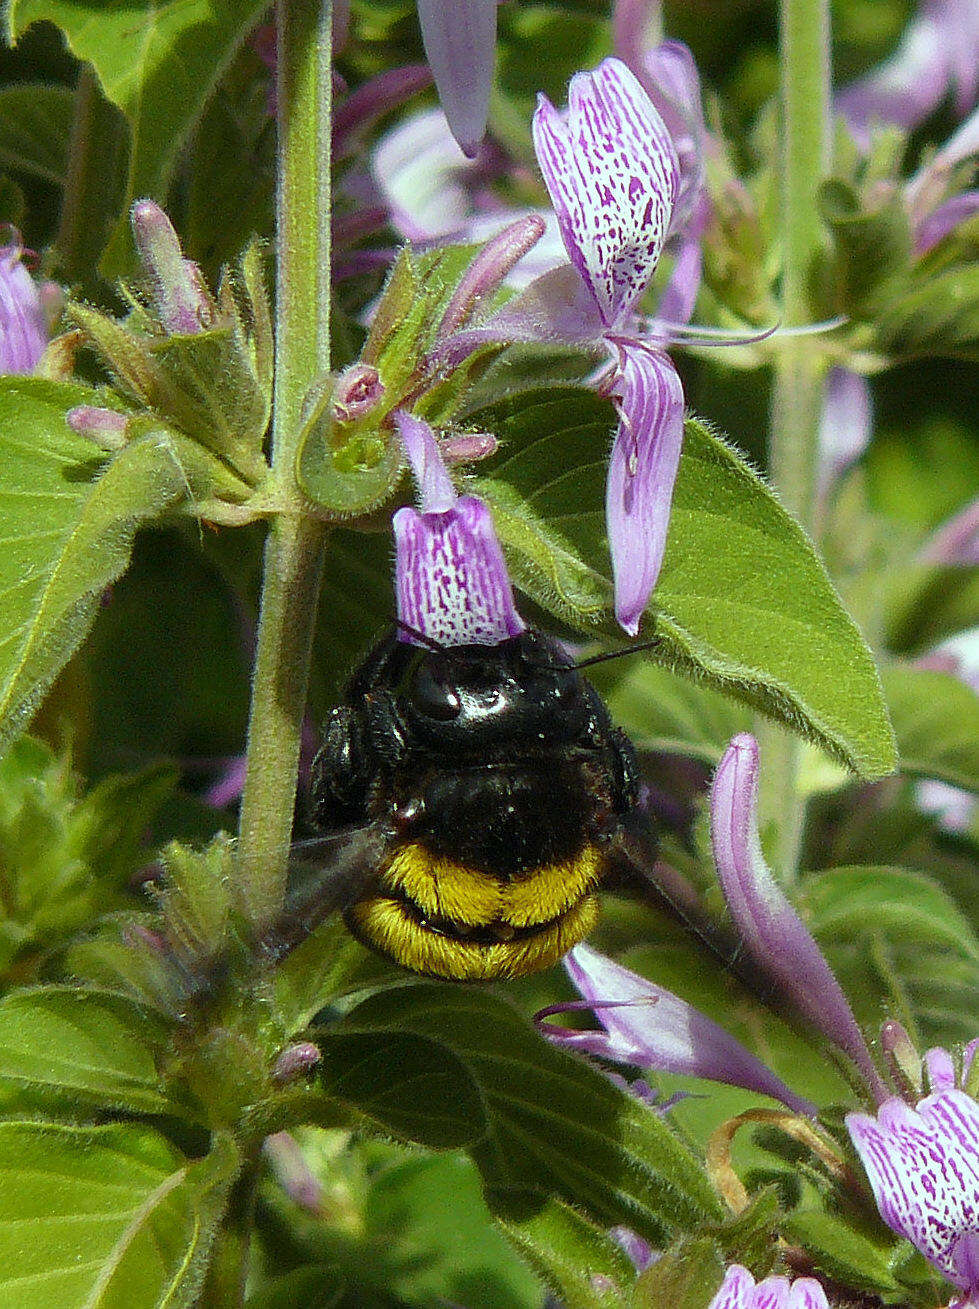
306,627 -> 644,981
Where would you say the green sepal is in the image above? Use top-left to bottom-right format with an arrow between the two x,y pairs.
494,1192 -> 636,1308
816,179 -> 913,315
780,1207 -> 908,1297
632,1236 -> 726,1309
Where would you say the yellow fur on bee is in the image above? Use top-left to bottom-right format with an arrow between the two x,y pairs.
347,894 -> 600,981
380,841 -> 603,929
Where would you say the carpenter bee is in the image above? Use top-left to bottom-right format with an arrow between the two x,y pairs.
303,626 -> 646,982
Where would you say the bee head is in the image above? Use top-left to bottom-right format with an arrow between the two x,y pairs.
400,629 -> 590,753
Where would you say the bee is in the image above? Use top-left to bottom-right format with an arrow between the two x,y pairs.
304,626 -> 645,982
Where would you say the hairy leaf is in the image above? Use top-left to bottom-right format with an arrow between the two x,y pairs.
0,379 -> 221,754
7,0 -> 270,272
0,83 -> 73,184
467,388 -> 896,778
333,984 -> 723,1246
0,1122 -> 237,1308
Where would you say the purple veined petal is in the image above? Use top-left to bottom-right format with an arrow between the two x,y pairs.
333,64 -> 433,154
130,200 -> 212,334
605,343 -> 685,635
636,40 -> 707,231
846,1094 -> 979,1289
711,734 -> 888,1102
417,0 -> 497,158
964,1039 -> 979,1083
915,190 -> 979,253
0,236 -> 47,374
654,223 -> 703,327
925,1046 -> 957,1093
612,0 -> 662,77
532,58 -> 679,327
561,943 -> 817,1114
818,367 -> 872,489
751,1278 -> 791,1309
952,1231 -> 979,1301
393,410 -> 456,513
393,496 -> 525,646
786,1280 -> 831,1309
708,1264 -> 756,1309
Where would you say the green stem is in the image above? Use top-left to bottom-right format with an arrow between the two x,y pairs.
235,0 -> 333,929
756,0 -> 832,879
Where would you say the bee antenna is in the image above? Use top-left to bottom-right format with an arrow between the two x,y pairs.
394,619 -> 445,651
574,639 -> 661,670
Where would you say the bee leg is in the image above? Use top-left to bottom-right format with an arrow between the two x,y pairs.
309,705 -> 374,829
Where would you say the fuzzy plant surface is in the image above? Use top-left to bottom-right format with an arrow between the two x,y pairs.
0,1 -> 976,1306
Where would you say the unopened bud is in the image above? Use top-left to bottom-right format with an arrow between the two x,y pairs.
331,363 -> 385,422
67,405 -> 129,451
131,199 -> 215,335
437,214 -> 546,338
881,1019 -> 922,1099
441,430 -> 499,465
273,1041 -> 322,1083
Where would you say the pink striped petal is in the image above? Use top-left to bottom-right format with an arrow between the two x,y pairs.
394,496 -> 524,647
532,58 -> 679,327
394,410 -> 456,514
605,343 -> 684,634
417,0 -> 496,158
709,1265 -> 756,1309
786,1280 -> 831,1309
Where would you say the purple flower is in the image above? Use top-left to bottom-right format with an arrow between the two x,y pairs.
921,502 -> 979,567
0,233 -> 47,374
537,941 -> 815,1115
440,58 -> 697,634
393,410 -> 524,646
846,1043 -> 979,1306
708,1265 -> 830,1309
905,106 -> 979,253
710,734 -> 888,1102
416,0 -> 497,158
837,0 -> 979,149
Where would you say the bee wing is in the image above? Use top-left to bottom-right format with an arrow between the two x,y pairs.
263,821 -> 394,961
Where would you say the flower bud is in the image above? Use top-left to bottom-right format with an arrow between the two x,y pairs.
66,405 -> 129,451
331,363 -> 385,423
130,199 -> 215,335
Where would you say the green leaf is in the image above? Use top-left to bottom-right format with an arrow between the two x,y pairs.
7,0 -> 270,273
875,262 -> 979,362
273,916 -> 399,1034
0,986 -> 171,1112
0,379 -> 217,754
496,1193 -> 635,1308
468,388 -> 896,778
781,1208 -> 906,1296
883,664 -> 979,793
0,1121 -> 238,1308
333,985 -> 723,1246
587,659 -> 750,761
804,866 -> 979,963
632,1236 -> 725,1309
313,1028 -> 486,1149
0,83 -> 72,184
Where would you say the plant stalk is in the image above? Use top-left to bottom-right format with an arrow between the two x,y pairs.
235,0 -> 333,929
756,0 -> 832,879
199,1160 -> 261,1308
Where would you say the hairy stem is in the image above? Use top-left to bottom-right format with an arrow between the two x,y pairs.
757,0 -> 832,879
199,1161 -> 261,1308
235,0 -> 333,928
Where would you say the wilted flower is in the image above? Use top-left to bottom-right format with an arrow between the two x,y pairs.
708,1265 -> 830,1309
846,1043 -> 979,1307
393,409 -> 524,646
710,733 -> 888,1102
837,0 -> 979,149
0,231 -> 48,375
537,941 -> 816,1115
